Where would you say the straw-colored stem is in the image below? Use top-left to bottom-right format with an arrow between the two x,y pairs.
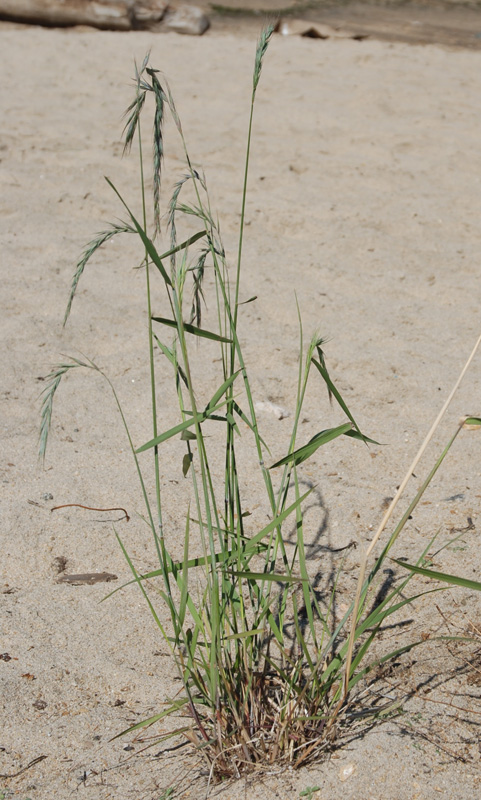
342,330 -> 481,699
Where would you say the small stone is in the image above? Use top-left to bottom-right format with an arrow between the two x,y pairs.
53,555 -> 68,574
339,762 -> 356,782
33,699 -> 48,710
133,0 -> 168,26
163,5 -> 209,35
254,400 -> 290,420
42,492 -> 54,501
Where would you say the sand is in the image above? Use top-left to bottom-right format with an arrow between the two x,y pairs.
1,19 -> 481,800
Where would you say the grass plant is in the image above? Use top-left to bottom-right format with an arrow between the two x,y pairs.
40,28 -> 481,782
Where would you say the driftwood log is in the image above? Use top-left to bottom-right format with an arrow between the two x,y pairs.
0,0 -> 167,30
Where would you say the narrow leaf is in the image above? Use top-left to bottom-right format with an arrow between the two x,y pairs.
152,316 -> 232,343
105,177 -> 172,286
311,356 -> 364,436
181,430 -> 197,441
344,429 -> 381,445
182,452 -> 193,477
205,371 -> 241,413
223,628 -> 265,641
158,230 -> 207,260
393,560 -> 481,592
244,488 -> 313,551
136,399 -> 225,453
178,513 -> 190,627
230,571 -> 307,583
270,423 -> 352,469
110,701 -> 188,739
232,401 -> 270,452
225,411 -> 240,436
153,334 -> 188,387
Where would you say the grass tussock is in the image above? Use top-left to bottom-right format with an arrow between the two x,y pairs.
40,27 -> 481,783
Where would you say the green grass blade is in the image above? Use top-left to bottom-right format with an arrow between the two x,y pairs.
243,488 -> 313,551
114,528 -> 176,644
290,466 -> 318,647
105,177 -> 172,286
225,411 -> 241,435
393,560 -> 481,591
223,628 -> 265,641
232,400 -> 270,452
346,640 -> 425,693
111,700 -> 189,739
270,423 -> 352,468
204,371 -> 241,412
152,316 -> 233,343
230,571 -> 307,583
153,334 -> 188,387
135,398 -> 227,453
311,356 -> 365,437
158,230 -> 207,260
343,429 -> 381,445
178,513 -> 190,628
182,452 -> 193,477
357,586 -> 446,640
347,634 -> 477,694
102,540 -> 269,600
292,593 -> 315,672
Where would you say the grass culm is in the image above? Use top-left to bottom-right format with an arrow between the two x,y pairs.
40,28 -> 481,783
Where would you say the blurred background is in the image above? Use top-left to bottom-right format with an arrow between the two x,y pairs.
1,0 -> 481,47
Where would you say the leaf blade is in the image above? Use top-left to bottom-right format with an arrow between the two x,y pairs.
393,559 -> 481,592
270,423 -> 352,469
152,316 -> 232,343
105,177 -> 172,286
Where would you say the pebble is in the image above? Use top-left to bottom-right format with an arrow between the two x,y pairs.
162,5 -> 210,35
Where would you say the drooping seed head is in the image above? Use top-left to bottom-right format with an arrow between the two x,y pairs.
146,67 -> 166,236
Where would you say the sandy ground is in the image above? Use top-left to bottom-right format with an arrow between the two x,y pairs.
1,19 -> 481,800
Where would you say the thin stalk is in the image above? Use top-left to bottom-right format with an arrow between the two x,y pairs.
138,117 -> 164,554
100,368 -> 181,638
317,425 -> 461,696
134,88 -> 178,634
234,96 -> 255,326
257,322 -> 317,638
223,35 -> 266,584
171,279 -> 223,701
166,117 -> 284,659
342,331 -> 481,699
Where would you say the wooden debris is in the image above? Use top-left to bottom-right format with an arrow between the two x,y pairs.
56,572 -> 118,585
0,0 -> 168,31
